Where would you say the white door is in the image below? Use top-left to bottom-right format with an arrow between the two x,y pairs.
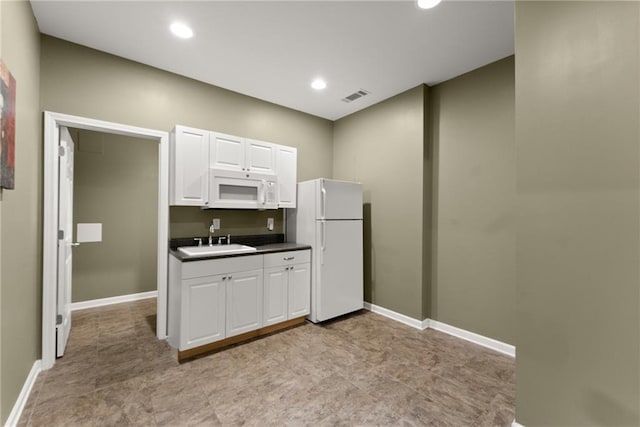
263,266 -> 288,326
210,132 -> 245,172
316,179 -> 363,220
276,145 -> 297,208
315,220 -> 363,322
245,139 -> 276,175
182,274 -> 226,349
288,263 -> 310,318
56,127 -> 75,357
226,269 -> 263,337
171,125 -> 209,206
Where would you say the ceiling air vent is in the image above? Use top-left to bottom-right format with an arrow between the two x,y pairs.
342,89 -> 370,103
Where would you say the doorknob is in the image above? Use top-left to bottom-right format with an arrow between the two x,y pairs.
71,242 -> 80,247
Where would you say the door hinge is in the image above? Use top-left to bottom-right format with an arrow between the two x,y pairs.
58,230 -> 64,240
58,146 -> 65,156
56,314 -> 63,325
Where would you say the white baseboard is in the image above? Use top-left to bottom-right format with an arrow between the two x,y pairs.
71,290 -> 157,311
4,360 -> 41,427
363,303 -> 515,357
428,319 -> 515,357
512,421 -> 525,427
363,302 -> 427,330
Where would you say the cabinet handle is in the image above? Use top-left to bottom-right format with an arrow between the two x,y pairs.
222,276 -> 226,281
228,275 -> 232,280
284,256 -> 294,261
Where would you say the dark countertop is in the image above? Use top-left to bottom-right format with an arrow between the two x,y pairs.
170,242 -> 311,262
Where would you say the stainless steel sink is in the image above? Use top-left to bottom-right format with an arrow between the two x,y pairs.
177,244 -> 257,257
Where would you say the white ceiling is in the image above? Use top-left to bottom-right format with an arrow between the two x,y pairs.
30,0 -> 514,121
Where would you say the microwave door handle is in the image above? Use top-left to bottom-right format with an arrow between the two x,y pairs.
261,179 -> 266,206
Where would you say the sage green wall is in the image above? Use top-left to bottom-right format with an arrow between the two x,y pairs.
333,86 -> 428,320
515,2 -> 640,425
40,36 -> 333,242
430,57 -> 515,344
0,1 -> 41,423
71,129 -> 158,303
422,86 -> 433,320
40,36 -> 333,183
170,207 -> 283,239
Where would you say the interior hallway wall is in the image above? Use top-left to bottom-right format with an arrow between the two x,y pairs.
430,56 -> 516,344
71,129 -> 158,303
515,1 -> 640,424
0,0 -> 41,422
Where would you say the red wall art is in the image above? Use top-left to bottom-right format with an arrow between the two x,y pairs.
0,60 -> 15,189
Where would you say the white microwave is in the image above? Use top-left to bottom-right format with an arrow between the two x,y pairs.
207,169 -> 277,209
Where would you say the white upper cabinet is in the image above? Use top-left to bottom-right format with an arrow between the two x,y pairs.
170,126 -> 210,206
245,139 -> 277,175
170,125 -> 297,207
210,133 -> 276,175
276,145 -> 297,208
210,132 -> 245,172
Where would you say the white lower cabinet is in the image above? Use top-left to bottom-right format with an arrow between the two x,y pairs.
169,254 -> 262,351
263,250 -> 311,326
169,249 -> 310,352
226,269 -> 263,337
182,274 -> 226,349
288,263 -> 311,318
263,267 -> 288,326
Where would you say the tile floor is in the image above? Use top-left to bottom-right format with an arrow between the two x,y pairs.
18,299 -> 515,426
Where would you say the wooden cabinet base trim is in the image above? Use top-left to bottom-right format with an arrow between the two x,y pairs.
177,316 -> 307,362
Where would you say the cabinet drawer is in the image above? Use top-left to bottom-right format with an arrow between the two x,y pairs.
263,250 -> 310,268
182,254 -> 263,279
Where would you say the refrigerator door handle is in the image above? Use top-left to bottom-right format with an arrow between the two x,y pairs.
321,185 -> 327,219
320,221 -> 326,265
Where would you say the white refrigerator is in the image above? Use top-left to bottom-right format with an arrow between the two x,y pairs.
287,178 -> 363,323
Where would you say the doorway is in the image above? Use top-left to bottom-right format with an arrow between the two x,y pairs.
43,111 -> 168,370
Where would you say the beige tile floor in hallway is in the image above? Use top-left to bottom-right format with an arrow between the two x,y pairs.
18,298 -> 515,426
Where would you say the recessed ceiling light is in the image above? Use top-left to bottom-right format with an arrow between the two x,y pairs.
170,22 -> 193,39
311,78 -> 327,90
417,0 -> 442,9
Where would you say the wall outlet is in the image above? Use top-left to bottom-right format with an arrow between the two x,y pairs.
212,218 -> 220,230
267,217 -> 274,231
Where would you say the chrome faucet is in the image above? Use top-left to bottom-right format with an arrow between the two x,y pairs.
194,237 -> 203,247
208,220 -> 216,246
227,234 -> 231,245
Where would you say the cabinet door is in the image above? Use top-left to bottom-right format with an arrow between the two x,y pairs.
226,269 -> 263,337
171,126 -> 209,206
276,145 -> 297,208
211,132 -> 245,172
245,139 -> 276,175
263,266 -> 288,326
288,262 -> 311,319
181,274 -> 226,350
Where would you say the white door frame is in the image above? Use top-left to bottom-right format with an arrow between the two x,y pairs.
42,111 -> 169,370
